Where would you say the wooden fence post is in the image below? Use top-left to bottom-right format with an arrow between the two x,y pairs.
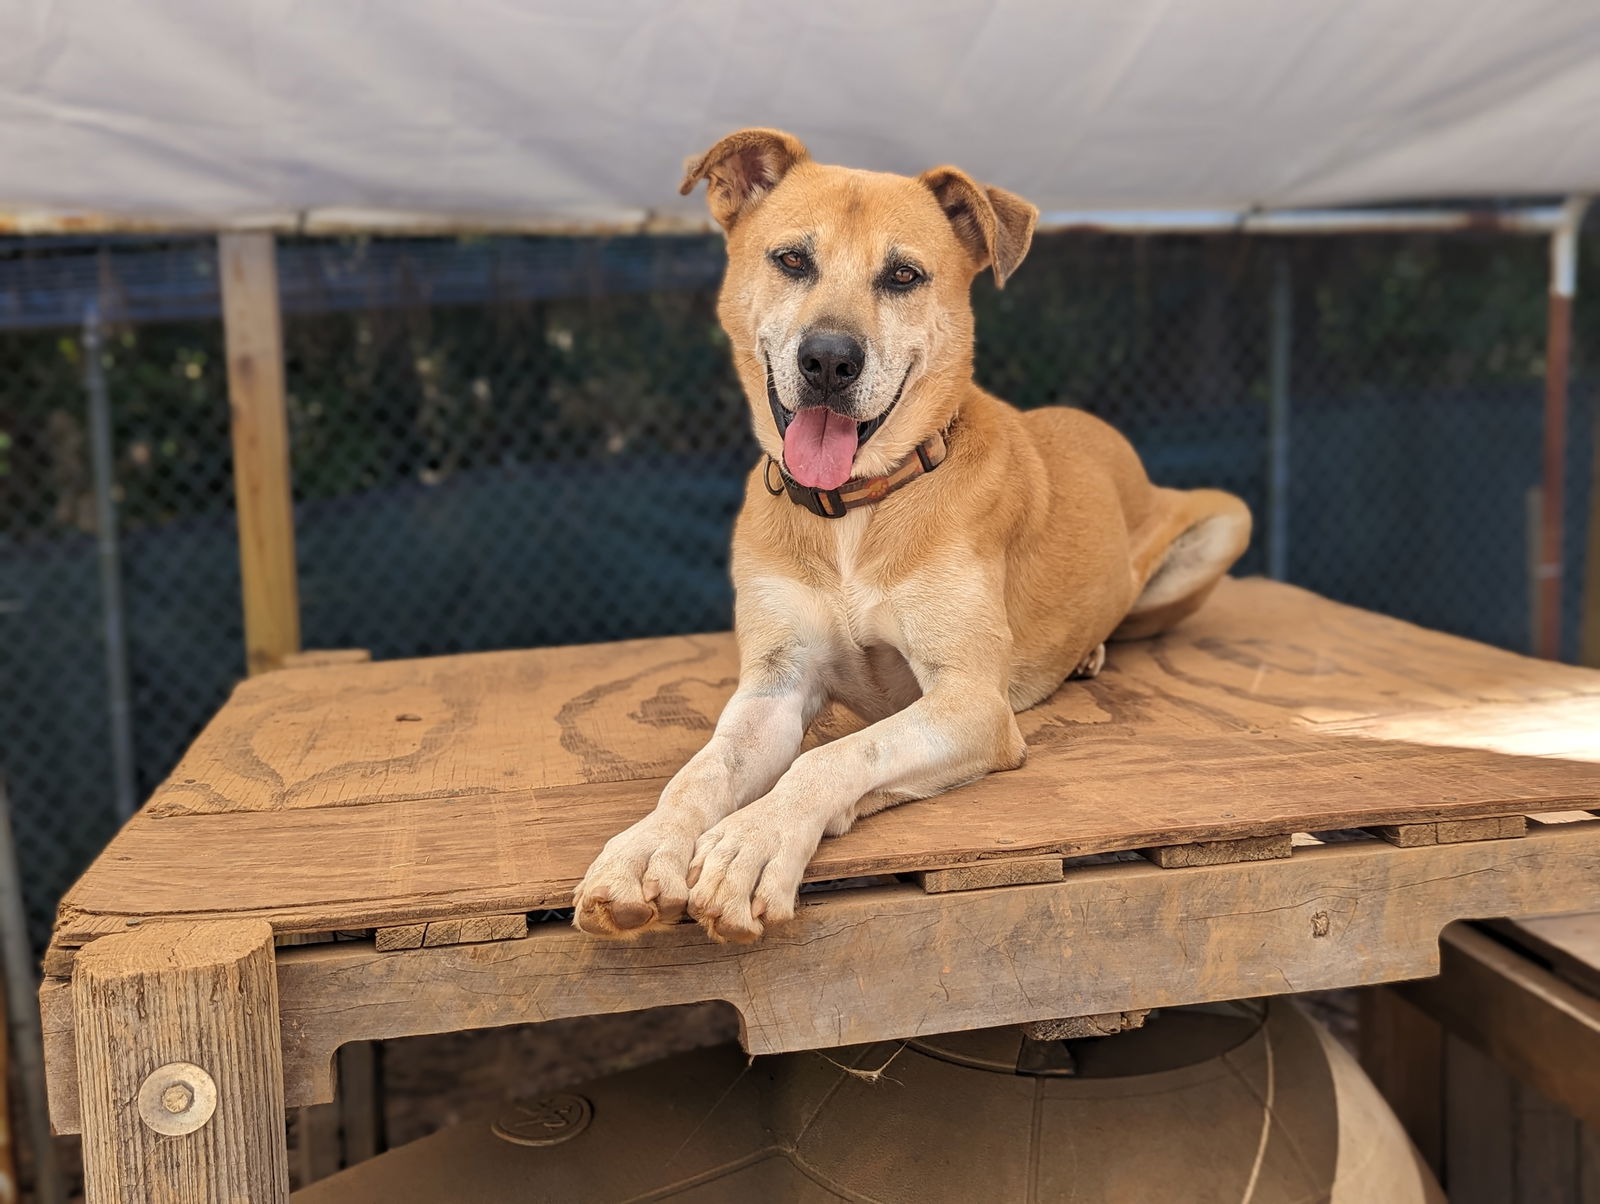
219,233 -> 300,675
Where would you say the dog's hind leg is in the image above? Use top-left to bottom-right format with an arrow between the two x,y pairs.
1113,488 -> 1252,642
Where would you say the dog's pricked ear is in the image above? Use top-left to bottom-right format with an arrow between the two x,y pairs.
680,129 -> 810,231
919,167 -> 1038,287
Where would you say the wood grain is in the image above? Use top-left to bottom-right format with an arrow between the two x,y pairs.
71,921 -> 288,1202
375,914 -> 527,951
49,580 -> 1600,944
1139,833 -> 1292,867
916,857 -> 1063,892
220,232 -> 300,676
1368,815 -> 1527,847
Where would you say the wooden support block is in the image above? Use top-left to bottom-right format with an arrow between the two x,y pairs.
422,914 -> 528,946
280,649 -> 372,670
1368,815 -> 1526,847
1138,832 -> 1292,868
915,857 -> 1063,893
220,231 -> 300,677
1021,1009 -> 1150,1040
373,925 -> 426,952
376,914 -> 527,951
72,920 -> 288,1203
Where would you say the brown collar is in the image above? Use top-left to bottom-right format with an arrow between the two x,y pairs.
764,430 -> 948,519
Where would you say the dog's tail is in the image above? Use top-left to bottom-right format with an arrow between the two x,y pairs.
1112,488 -> 1252,641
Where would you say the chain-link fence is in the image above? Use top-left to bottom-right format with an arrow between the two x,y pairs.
2,230 -> 1595,951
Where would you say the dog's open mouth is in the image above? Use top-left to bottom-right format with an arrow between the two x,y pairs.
766,363 -> 912,491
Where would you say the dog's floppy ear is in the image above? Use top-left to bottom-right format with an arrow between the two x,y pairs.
680,129 -> 810,231
919,167 -> 1038,287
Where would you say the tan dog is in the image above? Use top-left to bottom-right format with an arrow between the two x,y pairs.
574,129 -> 1251,943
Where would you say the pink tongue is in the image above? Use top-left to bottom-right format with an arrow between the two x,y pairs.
783,407 -> 859,490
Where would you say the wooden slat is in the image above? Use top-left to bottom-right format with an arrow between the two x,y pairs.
916,857 -> 1062,893
220,231 -> 299,677
1368,815 -> 1527,847
1395,923 -> 1600,1134
1139,833 -> 1291,868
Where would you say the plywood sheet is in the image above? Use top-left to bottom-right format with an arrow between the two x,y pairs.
53,580 -> 1600,944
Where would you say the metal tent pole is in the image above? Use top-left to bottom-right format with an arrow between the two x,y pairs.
84,299 -> 137,820
0,777 -> 64,1204
1266,252 -> 1293,581
1535,197 -> 1591,660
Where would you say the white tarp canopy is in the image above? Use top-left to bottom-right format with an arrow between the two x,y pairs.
3,0 -> 1599,231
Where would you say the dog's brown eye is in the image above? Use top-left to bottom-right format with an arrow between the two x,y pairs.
775,249 -> 810,275
884,263 -> 924,291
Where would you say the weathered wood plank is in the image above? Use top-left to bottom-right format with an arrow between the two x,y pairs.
916,857 -> 1063,893
1139,833 -> 1292,868
72,921 -> 288,1201
1368,815 -> 1527,847
220,231 -> 299,677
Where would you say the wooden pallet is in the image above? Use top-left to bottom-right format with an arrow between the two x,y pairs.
37,579 -> 1600,1168
44,578 -> 1600,950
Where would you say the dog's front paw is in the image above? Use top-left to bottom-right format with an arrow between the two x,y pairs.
685,805 -> 822,944
573,816 -> 699,938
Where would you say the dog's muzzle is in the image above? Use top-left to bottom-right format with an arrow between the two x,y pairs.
765,362 -> 913,452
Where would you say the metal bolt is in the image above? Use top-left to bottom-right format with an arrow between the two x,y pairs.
138,1063 -> 217,1136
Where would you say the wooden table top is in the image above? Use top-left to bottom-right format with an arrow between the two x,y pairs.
52,578 -> 1600,947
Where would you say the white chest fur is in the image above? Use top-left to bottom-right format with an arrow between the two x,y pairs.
826,510 -> 902,650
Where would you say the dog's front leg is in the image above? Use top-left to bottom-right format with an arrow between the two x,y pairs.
573,632 -> 826,937
686,590 -> 1023,943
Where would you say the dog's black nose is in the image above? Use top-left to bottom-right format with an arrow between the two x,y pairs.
797,331 -> 865,394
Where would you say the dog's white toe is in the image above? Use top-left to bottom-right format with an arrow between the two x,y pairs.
572,817 -> 698,938
686,806 -> 815,943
